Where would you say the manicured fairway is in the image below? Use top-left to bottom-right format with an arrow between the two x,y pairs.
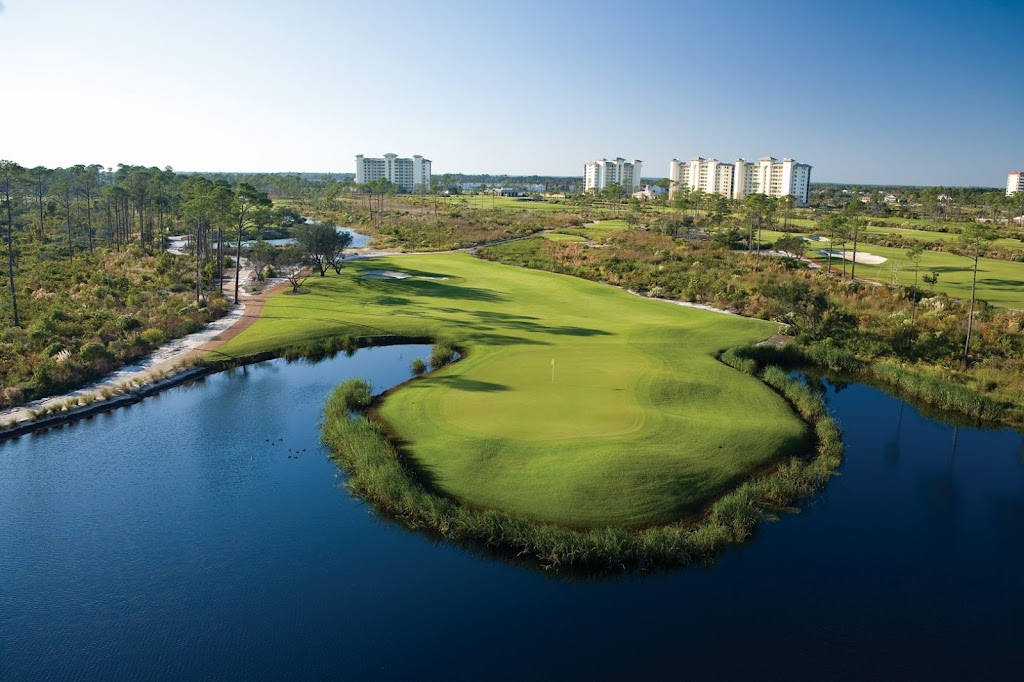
450,194 -> 575,212
761,229 -> 1024,308
541,232 -> 586,242
585,219 -> 631,231
218,254 -> 806,527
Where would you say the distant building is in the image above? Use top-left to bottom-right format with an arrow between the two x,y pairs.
584,158 -> 643,193
669,156 -> 812,206
632,185 -> 666,201
1007,172 -> 1024,196
355,154 -> 431,193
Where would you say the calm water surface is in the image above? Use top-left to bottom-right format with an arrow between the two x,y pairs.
1,348 -> 1022,680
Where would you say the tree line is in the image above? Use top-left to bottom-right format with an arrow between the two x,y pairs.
0,159 -> 358,406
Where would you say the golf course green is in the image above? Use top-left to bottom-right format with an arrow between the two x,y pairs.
218,254 -> 808,528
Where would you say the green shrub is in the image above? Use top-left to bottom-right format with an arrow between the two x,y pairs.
140,328 -> 166,346
411,358 -> 427,376
117,315 -> 141,332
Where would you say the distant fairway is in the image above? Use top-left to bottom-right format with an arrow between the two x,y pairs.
218,254 -> 806,527
450,194 -> 575,212
541,232 -> 586,242
761,229 -> 1024,308
542,219 -> 631,242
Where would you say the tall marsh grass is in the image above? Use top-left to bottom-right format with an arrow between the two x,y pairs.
726,340 -> 1009,425
868,362 -> 1001,421
429,339 -> 458,369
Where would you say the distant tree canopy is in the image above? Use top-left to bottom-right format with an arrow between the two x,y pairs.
293,222 -> 353,276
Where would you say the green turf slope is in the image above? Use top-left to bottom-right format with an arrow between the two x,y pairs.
218,254 -> 807,527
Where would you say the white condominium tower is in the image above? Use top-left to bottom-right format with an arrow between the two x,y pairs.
584,158 -> 643,192
669,156 -> 812,206
355,153 -> 431,193
1007,172 -> 1024,196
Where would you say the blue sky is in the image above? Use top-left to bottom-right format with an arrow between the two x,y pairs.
1,0 -> 1021,185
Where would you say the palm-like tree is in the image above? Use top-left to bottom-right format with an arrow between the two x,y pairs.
231,183 -> 272,304
959,224 -> 996,367
1,160 -> 23,327
905,243 -> 926,349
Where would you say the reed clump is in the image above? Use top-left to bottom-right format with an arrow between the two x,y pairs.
429,339 -> 458,369
727,340 -> 1007,425
867,362 -> 1000,421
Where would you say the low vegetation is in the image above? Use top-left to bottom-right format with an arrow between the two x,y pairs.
0,249 -> 227,406
0,160 -> 285,408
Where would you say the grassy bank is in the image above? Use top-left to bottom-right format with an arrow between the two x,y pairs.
218,253 -> 807,528
723,342 -> 1020,427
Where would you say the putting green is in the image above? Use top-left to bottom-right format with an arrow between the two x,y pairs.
218,254 -> 807,527
438,347 -> 648,440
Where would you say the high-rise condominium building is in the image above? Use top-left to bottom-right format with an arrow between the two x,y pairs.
669,156 -> 812,206
584,158 -> 643,193
1007,172 -> 1024,196
355,154 -> 431,193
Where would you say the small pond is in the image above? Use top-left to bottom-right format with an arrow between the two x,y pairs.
167,226 -> 370,254
1,348 -> 1022,679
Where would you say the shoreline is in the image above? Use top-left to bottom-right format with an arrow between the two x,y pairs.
0,277 -> 291,441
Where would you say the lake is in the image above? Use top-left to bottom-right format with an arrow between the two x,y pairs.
166,226 -> 370,254
1,347 -> 1022,679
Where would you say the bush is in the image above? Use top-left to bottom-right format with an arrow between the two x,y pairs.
411,358 -> 427,376
118,315 -> 141,332
79,342 -> 112,362
140,328 -> 166,346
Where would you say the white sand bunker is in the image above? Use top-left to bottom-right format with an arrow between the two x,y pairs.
362,269 -> 449,281
363,270 -> 412,280
820,250 -> 888,265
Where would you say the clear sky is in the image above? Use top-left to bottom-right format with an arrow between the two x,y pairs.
2,0 -> 1022,186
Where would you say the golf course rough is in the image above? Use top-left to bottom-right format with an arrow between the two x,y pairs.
219,253 -> 809,529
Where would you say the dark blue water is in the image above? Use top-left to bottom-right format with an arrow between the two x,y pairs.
2,351 -> 1023,680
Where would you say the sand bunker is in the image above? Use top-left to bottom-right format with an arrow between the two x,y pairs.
362,270 -> 449,281
363,270 -> 411,280
819,250 -> 888,265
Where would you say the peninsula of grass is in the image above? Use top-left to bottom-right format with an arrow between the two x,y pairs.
217,253 -> 814,530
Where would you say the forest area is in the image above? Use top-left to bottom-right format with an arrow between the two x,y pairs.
0,161 -> 312,406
